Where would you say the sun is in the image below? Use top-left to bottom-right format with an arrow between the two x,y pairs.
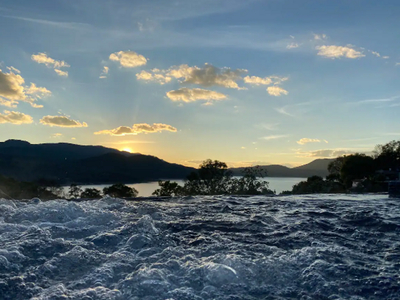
121,147 -> 133,153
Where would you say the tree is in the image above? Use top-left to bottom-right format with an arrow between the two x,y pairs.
68,184 -> 82,199
103,183 -> 138,198
152,180 -> 183,196
327,156 -> 345,181
80,188 -> 102,199
373,140 -> 400,171
340,154 -> 375,188
229,166 -> 273,195
183,159 -> 233,195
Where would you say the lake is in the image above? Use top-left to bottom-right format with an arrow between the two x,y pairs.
73,177 -> 307,196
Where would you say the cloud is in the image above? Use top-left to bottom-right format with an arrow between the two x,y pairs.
396,63 -> 400,66
314,34 -> 327,40
259,134 -> 288,141
0,68 -> 50,108
286,43 -> 299,49
7,66 -> 20,74
166,88 -> 227,103
94,123 -> 177,136
0,110 -> 33,124
297,138 -> 321,145
109,51 -> 147,68
371,51 -> 381,57
51,133 -> 63,138
349,95 -> 400,106
244,75 -> 288,86
167,64 -> 247,89
31,53 -> 70,76
136,70 -> 172,84
99,66 -> 109,79
40,115 -> 88,127
275,106 -> 293,117
54,69 -> 68,77
267,86 -> 288,96
316,45 -> 365,59
301,149 -> 353,158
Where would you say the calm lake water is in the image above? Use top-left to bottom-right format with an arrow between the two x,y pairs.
73,177 -> 307,196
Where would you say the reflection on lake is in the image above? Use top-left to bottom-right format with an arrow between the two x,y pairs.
74,177 -> 307,196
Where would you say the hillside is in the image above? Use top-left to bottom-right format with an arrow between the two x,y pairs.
230,158 -> 334,178
0,140 -> 195,184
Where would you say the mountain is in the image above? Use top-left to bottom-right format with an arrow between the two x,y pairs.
230,158 -> 334,178
0,140 -> 195,184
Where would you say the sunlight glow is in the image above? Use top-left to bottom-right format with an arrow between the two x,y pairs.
121,147 -> 133,153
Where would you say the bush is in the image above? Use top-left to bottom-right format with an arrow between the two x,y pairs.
103,183 -> 138,198
80,188 -> 102,199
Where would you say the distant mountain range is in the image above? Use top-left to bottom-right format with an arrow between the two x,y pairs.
230,158 -> 334,178
0,140 -> 334,185
0,140 -> 196,184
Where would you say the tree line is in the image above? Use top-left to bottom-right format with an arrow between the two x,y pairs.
1,140 -> 398,200
283,140 -> 400,194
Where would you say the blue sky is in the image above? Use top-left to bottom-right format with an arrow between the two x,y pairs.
1,0 -> 399,167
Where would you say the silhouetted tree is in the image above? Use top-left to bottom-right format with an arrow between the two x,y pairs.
229,166 -> 273,195
183,159 -> 233,195
68,184 -> 82,199
340,153 -> 375,188
373,140 -> 400,171
80,188 -> 102,199
103,183 -> 138,198
152,180 -> 183,196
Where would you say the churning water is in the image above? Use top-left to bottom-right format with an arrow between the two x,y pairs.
0,194 -> 399,300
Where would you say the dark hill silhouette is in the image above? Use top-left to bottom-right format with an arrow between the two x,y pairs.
230,158 -> 334,178
0,140 -> 334,184
0,140 -> 195,184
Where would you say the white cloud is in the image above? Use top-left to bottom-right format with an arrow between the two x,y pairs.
94,123 -> 177,136
300,149 -> 353,158
316,45 -> 365,59
314,34 -> 327,40
297,138 -> 321,145
0,110 -> 33,124
267,86 -> 288,96
286,43 -> 299,49
371,51 -> 381,57
7,66 -> 20,74
382,56 -> 389,59
109,51 -> 147,68
54,69 -> 68,77
259,134 -> 288,141
40,115 -> 88,127
51,133 -> 63,138
99,66 -> 109,79
275,106 -> 293,117
31,53 -> 70,77
244,75 -> 288,86
166,88 -> 227,103
396,63 -> 400,66
167,64 -> 247,89
0,68 -> 50,108
136,70 -> 172,84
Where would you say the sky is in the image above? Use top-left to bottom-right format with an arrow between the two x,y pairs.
1,0 -> 400,168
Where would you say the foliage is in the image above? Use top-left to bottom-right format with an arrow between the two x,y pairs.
0,175 -> 59,200
292,176 -> 345,194
80,188 -> 102,199
340,153 -> 375,188
68,184 -> 82,199
373,140 -> 400,171
151,160 -> 273,196
228,166 -> 273,195
183,159 -> 233,195
152,180 -> 183,197
103,183 -> 138,198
